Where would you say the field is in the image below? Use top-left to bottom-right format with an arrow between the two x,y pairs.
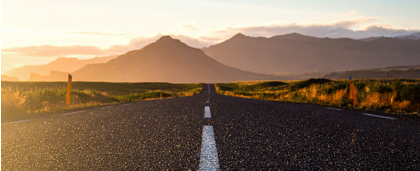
215,79 -> 420,115
1,81 -> 203,120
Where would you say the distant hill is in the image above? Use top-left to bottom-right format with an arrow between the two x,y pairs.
323,65 -> 420,79
68,36 -> 281,83
202,33 -> 420,74
4,55 -> 117,81
395,32 -> 420,40
1,75 -> 19,81
28,71 -> 68,82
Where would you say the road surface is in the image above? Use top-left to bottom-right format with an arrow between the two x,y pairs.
2,84 -> 419,170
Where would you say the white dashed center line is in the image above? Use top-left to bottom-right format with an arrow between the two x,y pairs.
2,119 -> 32,125
204,106 -> 211,118
199,125 -> 220,171
325,107 -> 343,111
200,84 -> 219,170
63,110 -> 85,115
363,113 -> 396,120
208,84 -> 211,94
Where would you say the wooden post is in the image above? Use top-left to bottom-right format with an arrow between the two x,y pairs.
66,74 -> 72,105
349,76 -> 358,107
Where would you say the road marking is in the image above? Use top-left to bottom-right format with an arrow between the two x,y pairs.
363,113 -> 396,120
2,119 -> 32,125
62,110 -> 85,116
199,125 -> 220,171
100,106 -> 114,109
206,96 -> 210,103
208,84 -> 211,94
325,107 -> 343,111
204,106 -> 211,118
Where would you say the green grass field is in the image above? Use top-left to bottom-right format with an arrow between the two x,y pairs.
215,79 -> 420,115
1,81 -> 203,120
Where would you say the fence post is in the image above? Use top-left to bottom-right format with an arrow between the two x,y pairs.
349,76 -> 358,107
66,74 -> 72,105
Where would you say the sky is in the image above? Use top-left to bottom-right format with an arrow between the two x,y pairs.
2,0 -> 420,74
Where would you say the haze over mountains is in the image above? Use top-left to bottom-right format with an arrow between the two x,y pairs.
324,65 -> 420,79
202,33 -> 420,74
4,55 -> 117,81
70,36 -> 280,83
395,32 -> 420,40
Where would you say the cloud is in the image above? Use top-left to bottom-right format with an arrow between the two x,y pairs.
212,18 -> 419,40
178,23 -> 199,31
108,34 -> 217,52
67,31 -> 136,37
172,35 -> 217,48
340,10 -> 358,17
331,17 -> 376,28
1,34 -> 216,58
107,34 -> 163,53
1,45 -> 111,57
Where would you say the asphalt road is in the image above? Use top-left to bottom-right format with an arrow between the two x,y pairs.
2,84 -> 420,170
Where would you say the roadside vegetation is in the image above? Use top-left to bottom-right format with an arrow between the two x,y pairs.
215,79 -> 420,115
1,82 -> 203,120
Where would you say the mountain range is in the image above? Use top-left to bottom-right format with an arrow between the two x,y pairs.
202,33 -> 420,74
2,32 -> 420,82
395,32 -> 420,40
69,36 -> 280,83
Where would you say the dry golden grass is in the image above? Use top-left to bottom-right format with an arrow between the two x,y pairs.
2,82 -> 203,119
215,79 -> 420,115
1,87 -> 28,114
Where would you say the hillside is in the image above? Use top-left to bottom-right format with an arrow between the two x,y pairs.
202,33 -> 420,74
1,75 -> 19,81
323,65 -> 420,79
70,36 -> 281,83
28,71 -> 68,81
4,55 -> 117,81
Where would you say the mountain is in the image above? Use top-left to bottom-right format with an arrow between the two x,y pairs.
395,32 -> 420,40
4,55 -> 117,81
323,65 -> 420,79
202,33 -> 420,74
69,36 -> 281,83
358,37 -> 383,42
1,75 -> 19,81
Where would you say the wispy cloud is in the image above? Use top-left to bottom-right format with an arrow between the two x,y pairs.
107,34 -> 163,53
2,45 -> 111,57
1,34 -> 217,58
66,31 -> 136,37
340,10 -> 358,17
177,23 -> 199,31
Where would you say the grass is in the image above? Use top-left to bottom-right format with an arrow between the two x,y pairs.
215,79 -> 420,115
1,81 -> 203,120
